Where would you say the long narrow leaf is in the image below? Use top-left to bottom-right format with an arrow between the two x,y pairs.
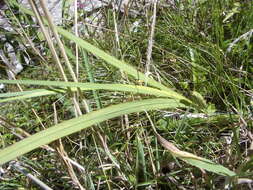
8,1 -> 176,93
157,134 -> 236,176
0,80 -> 190,102
0,98 -> 186,165
0,89 -> 57,103
57,27 -> 170,91
135,136 -> 147,188
0,90 -> 47,98
7,1 -> 193,104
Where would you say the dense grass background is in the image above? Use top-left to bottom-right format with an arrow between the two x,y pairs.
0,0 -> 253,189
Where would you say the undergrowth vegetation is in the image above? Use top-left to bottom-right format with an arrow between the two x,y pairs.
0,0 -> 253,189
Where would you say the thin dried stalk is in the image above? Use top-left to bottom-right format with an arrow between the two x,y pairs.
53,103 -> 85,190
145,0 -> 157,79
10,161 -> 53,190
0,116 -> 54,152
39,0 -> 77,82
74,0 -> 79,79
27,0 -> 68,82
39,0 -> 89,114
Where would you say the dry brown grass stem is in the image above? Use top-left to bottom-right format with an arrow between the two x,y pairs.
74,0 -> 79,79
39,0 -> 77,83
27,0 -> 68,82
145,0 -> 157,79
53,103 -> 86,190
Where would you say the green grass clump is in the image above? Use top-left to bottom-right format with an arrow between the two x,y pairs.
0,0 -> 253,189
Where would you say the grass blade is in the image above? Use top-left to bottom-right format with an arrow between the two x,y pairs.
0,80 -> 190,102
0,98 -> 186,165
0,89 -> 53,98
7,1 -> 178,92
157,134 -> 236,176
57,27 -> 170,91
0,89 -> 56,103
135,136 -> 147,189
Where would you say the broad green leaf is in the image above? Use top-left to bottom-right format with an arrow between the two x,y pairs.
0,80 -> 190,102
0,98 -> 186,165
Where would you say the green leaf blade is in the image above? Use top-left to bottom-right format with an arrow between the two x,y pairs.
0,98 -> 186,165
182,157 -> 236,177
0,80 -> 190,102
